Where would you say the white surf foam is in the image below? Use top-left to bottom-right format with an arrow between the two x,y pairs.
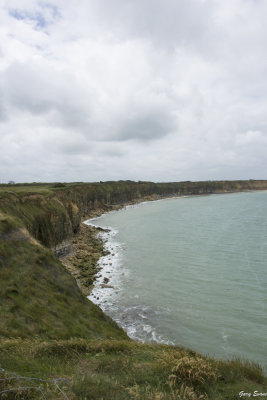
84,216 -> 174,346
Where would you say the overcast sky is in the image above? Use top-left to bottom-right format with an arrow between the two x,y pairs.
1,0 -> 267,183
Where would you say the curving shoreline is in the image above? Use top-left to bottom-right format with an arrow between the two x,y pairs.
61,190 -> 266,299
60,195 -> 162,296
1,182 -> 266,398
63,192 -> 267,371
61,195 -> 178,297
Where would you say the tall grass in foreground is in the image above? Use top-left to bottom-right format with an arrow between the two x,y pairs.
168,355 -> 217,388
0,338 -> 265,399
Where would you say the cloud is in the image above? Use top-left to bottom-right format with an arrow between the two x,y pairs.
236,130 -> 267,146
0,0 -> 267,182
116,108 -> 176,141
8,2 -> 60,30
92,0 -> 213,47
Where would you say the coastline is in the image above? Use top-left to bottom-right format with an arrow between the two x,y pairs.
62,190 -> 267,371
61,193 -> 179,297
62,204 -> 175,344
61,189 -> 267,302
1,182 -> 266,398
61,194 -> 163,296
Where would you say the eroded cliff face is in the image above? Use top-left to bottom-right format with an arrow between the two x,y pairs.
0,211 -> 128,340
1,180 -> 267,255
0,193 -> 72,250
0,183 -> 141,252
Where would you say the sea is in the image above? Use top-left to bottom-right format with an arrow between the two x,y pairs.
86,191 -> 267,370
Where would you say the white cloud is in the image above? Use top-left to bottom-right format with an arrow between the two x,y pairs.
0,0 -> 267,182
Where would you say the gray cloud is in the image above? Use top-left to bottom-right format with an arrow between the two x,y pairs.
0,101 -> 7,122
116,108 -> 176,141
4,61 -> 90,119
0,0 -> 267,182
92,0 -> 214,50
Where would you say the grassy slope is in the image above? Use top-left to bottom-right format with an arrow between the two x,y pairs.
0,181 -> 266,399
0,213 -> 127,341
0,338 -> 266,399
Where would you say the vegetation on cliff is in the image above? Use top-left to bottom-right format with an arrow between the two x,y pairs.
0,180 -> 266,399
0,212 -> 127,341
1,179 -> 267,249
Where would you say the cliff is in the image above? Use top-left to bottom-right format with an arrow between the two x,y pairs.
0,211 -> 128,340
0,180 -> 266,399
1,179 -> 267,337
1,179 -> 267,253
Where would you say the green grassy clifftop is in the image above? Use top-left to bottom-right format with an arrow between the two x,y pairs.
0,180 -> 266,399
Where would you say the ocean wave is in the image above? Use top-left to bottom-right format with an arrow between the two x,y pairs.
86,225 -> 127,306
84,217 -> 173,346
110,304 -> 175,345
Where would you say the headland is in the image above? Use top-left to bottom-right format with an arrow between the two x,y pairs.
0,180 -> 266,399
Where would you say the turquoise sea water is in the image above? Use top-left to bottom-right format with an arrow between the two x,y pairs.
87,191 -> 267,370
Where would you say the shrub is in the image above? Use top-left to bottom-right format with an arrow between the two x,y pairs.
168,355 -> 217,388
52,182 -> 66,188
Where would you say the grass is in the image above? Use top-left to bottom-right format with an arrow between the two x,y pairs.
0,339 -> 266,399
0,185 -> 54,199
216,358 -> 266,384
168,355 -> 218,389
0,182 -> 267,398
0,214 -> 127,341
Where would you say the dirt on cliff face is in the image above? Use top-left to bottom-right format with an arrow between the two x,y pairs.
0,227 -> 41,247
61,223 -> 105,296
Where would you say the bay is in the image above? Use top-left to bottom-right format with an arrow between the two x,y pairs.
87,191 -> 267,370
